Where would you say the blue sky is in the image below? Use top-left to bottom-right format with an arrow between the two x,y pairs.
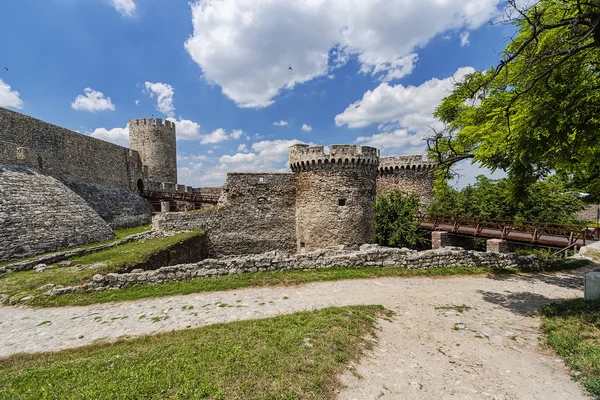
0,0 -> 513,187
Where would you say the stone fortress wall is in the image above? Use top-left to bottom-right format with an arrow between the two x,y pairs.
290,144 -> 379,252
377,154 -> 436,207
0,106 -> 436,262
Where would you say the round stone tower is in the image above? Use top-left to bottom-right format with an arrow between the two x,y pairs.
289,144 -> 380,253
129,118 -> 177,183
377,155 -> 436,207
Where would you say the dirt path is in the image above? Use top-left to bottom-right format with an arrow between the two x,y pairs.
0,269 -> 591,399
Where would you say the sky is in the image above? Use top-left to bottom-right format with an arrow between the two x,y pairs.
0,0 -> 514,188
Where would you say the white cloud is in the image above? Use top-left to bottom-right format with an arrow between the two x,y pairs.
144,81 -> 175,117
459,31 -> 470,47
237,143 -> 248,152
90,126 -> 129,147
0,79 -> 23,109
251,139 -> 306,162
301,124 -> 312,132
231,129 -> 243,139
184,0 -> 499,108
71,88 -> 115,112
200,128 -> 229,144
355,129 -> 425,155
110,0 -> 136,17
135,99 -> 140,105
273,120 -> 289,126
167,117 -> 201,141
335,66 -> 475,130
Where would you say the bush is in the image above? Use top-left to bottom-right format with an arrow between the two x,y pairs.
373,191 -> 429,249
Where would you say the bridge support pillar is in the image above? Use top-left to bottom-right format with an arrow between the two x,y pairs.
486,239 -> 511,254
160,200 -> 171,213
432,231 -> 476,250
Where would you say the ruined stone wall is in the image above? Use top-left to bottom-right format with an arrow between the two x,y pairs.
290,144 -> 379,252
0,164 -> 114,262
129,118 -> 177,183
153,173 -> 297,256
0,108 -> 145,190
49,245 -> 566,294
377,155 -> 435,207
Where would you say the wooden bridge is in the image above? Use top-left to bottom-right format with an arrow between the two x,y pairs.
418,215 -> 599,249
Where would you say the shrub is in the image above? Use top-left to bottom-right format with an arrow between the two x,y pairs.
373,191 -> 428,249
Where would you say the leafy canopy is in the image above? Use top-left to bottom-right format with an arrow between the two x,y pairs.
373,191 -> 429,248
429,0 -> 600,199
428,175 -> 585,224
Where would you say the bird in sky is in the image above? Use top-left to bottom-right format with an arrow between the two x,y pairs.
288,65 -> 292,71
4,67 -> 8,72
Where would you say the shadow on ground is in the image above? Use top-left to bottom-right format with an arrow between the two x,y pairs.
477,290 -> 569,316
487,268 -> 586,290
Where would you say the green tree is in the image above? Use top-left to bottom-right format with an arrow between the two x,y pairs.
429,175 -> 584,224
373,191 -> 428,248
428,0 -> 600,200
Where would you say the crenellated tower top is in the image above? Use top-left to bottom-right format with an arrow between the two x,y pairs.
289,144 -> 379,172
378,154 -> 436,175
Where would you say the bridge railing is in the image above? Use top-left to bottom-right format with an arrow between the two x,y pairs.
417,214 -> 600,246
139,190 -> 220,204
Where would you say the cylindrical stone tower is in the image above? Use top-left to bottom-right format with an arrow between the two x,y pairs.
129,118 -> 177,183
290,144 -> 379,252
377,155 -> 436,208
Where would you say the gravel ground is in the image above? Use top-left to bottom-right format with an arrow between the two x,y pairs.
0,268 -> 593,399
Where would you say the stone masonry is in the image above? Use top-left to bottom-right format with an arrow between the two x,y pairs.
290,144 -> 379,252
44,245 -> 564,296
0,165 -> 114,262
377,155 -> 436,207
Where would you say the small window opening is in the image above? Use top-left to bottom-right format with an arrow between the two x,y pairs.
300,242 -> 306,248
258,176 -> 265,183
338,198 -> 347,206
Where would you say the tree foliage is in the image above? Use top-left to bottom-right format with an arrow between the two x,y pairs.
428,175 -> 585,224
428,0 -> 600,200
373,191 -> 428,248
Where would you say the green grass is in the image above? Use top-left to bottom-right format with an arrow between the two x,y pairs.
0,225 -> 151,269
541,299 -> 600,396
0,305 -> 384,400
0,231 -> 202,303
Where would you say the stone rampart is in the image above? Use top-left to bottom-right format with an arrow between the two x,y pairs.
64,179 -> 151,229
45,245 -> 565,295
0,164 -> 114,262
0,107 -> 145,190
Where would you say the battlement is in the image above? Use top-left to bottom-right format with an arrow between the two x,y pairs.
129,118 -> 175,129
289,144 -> 379,171
379,154 -> 436,174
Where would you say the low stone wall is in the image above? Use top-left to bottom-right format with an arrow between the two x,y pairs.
44,245 -> 563,296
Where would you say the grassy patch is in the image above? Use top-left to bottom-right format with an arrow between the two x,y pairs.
435,304 -> 472,313
541,298 -> 600,396
0,225 -> 151,269
0,305 -> 384,400
0,231 -> 202,303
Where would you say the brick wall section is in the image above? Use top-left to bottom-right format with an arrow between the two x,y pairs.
0,107 -> 144,190
153,173 -> 297,256
0,164 -> 114,262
